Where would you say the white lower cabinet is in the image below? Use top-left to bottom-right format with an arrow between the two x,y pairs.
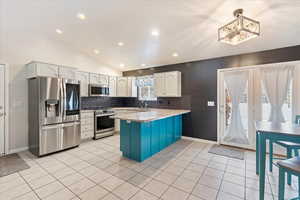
115,119 -> 120,132
80,111 -> 94,139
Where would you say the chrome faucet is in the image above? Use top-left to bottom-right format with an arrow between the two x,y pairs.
140,101 -> 148,109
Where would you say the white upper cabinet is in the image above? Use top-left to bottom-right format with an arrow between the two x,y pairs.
117,77 -> 128,97
89,73 -> 109,85
76,71 -> 90,97
89,73 -> 100,84
127,77 -> 137,97
154,71 -> 181,97
59,66 -> 77,79
154,73 -> 165,97
27,62 -> 59,78
109,76 -> 117,97
99,75 -> 109,85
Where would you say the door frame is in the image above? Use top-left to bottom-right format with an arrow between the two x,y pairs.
0,63 -> 9,155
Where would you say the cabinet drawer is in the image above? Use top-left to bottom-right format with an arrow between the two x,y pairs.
81,118 -> 94,125
80,112 -> 94,119
81,124 -> 94,132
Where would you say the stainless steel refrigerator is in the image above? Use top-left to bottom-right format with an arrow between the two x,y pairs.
28,77 -> 81,156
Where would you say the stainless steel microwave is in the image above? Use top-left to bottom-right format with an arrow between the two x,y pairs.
89,84 -> 109,96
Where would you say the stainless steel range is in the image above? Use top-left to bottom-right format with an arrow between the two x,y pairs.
94,110 -> 115,139
28,77 -> 81,156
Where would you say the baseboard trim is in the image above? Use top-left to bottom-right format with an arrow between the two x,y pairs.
182,136 -> 217,144
8,146 -> 29,154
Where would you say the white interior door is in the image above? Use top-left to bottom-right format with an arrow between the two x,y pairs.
0,64 -> 5,156
218,69 -> 255,149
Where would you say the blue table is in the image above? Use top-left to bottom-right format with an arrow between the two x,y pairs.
256,121 -> 300,200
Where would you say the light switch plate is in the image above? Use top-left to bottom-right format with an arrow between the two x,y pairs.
207,101 -> 215,107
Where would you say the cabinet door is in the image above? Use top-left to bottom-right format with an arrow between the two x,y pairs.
76,71 -> 89,97
109,76 -> 117,97
165,71 -> 181,97
36,63 -> 59,78
127,77 -> 137,97
89,73 -> 100,84
117,77 -> 128,97
59,66 -> 76,79
154,73 -> 165,97
99,75 -> 109,85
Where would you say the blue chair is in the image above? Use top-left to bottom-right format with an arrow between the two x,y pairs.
269,115 -> 300,185
278,157 -> 300,200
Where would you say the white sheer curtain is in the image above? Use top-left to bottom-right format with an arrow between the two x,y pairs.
261,65 -> 294,123
223,71 -> 249,145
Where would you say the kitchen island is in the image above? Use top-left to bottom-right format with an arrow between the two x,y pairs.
112,109 -> 191,162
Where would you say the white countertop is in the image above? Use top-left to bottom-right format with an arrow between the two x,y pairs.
111,108 -> 191,122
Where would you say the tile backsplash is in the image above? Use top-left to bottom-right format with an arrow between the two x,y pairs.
81,96 -> 191,110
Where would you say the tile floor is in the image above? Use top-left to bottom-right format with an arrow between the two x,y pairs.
0,135 -> 298,200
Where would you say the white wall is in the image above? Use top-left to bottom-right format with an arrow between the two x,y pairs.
0,1 -> 121,153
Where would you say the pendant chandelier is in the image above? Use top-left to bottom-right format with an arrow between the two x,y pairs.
218,9 -> 260,45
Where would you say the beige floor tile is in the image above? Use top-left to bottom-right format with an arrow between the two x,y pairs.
71,161 -> 91,171
51,167 -> 76,179
35,181 -> 65,199
102,193 -> 121,200
198,175 -> 222,189
203,168 -> 224,179
154,171 -> 178,185
217,192 -> 243,200
143,179 -> 169,197
192,184 -> 218,200
128,174 -> 152,188
28,174 -> 56,189
180,169 -> 202,182
112,182 -> 139,200
0,184 -> 32,200
88,170 -> 112,184
187,195 -> 204,200
44,188 -> 75,200
79,185 -> 109,200
161,186 -> 189,200
60,173 -> 84,186
130,190 -> 158,200
172,176 -> 197,193
14,192 -> 39,200
220,181 -> 245,199
115,168 -> 137,181
100,176 -> 125,191
0,176 -> 25,193
68,178 -> 96,195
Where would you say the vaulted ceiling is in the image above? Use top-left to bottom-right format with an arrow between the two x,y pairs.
2,0 -> 300,71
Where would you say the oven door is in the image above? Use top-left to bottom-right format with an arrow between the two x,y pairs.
95,114 -> 115,133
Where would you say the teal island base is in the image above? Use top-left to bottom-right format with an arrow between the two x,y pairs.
120,115 -> 182,162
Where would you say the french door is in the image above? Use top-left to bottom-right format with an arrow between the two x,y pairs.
0,64 -> 5,156
218,63 -> 300,151
218,69 -> 256,149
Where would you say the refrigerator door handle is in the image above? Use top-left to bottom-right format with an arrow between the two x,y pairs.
60,79 -> 64,119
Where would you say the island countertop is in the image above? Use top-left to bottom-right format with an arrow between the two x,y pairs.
111,108 -> 191,122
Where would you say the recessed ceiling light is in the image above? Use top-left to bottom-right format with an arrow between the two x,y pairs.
118,42 -> 124,46
93,49 -> 100,54
120,63 -> 125,68
56,29 -> 63,34
77,13 -> 86,20
151,29 -> 159,36
172,52 -> 179,57
141,64 -> 146,67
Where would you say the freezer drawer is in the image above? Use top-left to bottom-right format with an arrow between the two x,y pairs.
62,122 -> 80,149
40,124 -> 62,155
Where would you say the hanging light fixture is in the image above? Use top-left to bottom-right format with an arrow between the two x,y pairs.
218,9 -> 260,45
